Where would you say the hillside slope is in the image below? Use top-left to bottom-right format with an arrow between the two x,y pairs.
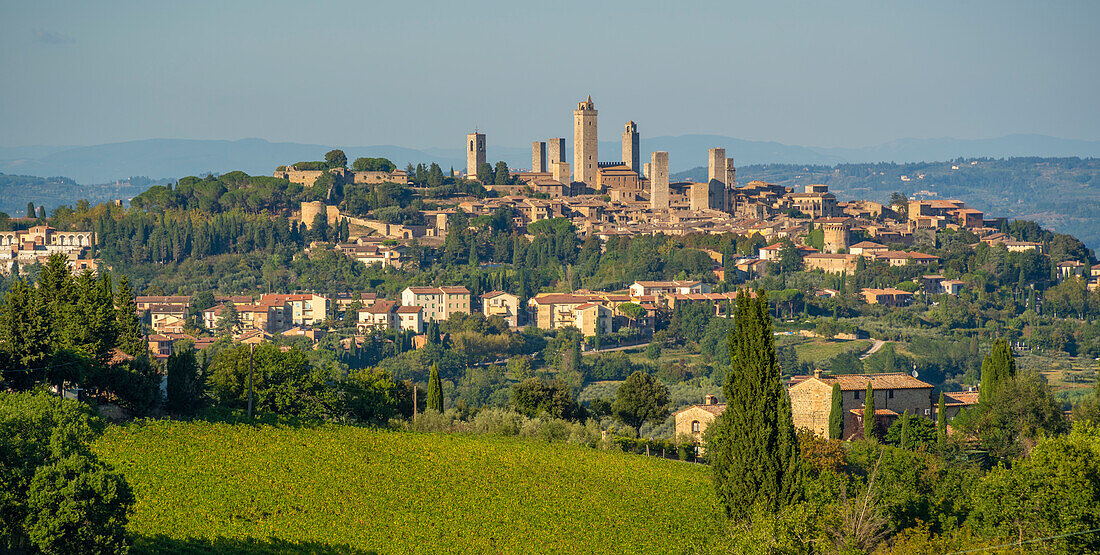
95,421 -> 720,554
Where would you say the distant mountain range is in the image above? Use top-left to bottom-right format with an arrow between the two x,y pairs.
2,134 -> 1099,185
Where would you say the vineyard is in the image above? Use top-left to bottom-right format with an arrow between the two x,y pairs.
94,420 -> 722,554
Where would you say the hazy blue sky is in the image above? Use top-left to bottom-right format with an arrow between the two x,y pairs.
2,0 -> 1097,149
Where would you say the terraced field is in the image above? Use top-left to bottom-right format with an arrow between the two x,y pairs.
95,420 -> 721,554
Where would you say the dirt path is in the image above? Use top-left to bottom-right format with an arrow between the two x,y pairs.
860,339 -> 887,360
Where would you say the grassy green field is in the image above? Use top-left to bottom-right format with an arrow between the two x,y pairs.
95,420 -> 721,554
787,336 -> 871,364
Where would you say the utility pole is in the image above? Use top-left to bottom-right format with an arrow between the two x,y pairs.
247,343 -> 255,419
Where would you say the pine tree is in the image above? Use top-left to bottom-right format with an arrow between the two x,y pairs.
114,276 -> 144,356
829,382 -> 843,440
863,381 -> 875,440
979,339 -> 1017,403
937,391 -> 947,445
26,202 -> 35,218
708,290 -> 802,518
427,363 -> 443,412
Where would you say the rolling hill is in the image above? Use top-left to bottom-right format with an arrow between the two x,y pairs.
94,420 -> 721,554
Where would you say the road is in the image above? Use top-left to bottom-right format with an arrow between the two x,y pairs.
860,339 -> 887,360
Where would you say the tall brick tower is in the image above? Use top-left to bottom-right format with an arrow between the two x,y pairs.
622,121 -> 639,174
573,96 -> 598,186
548,138 -> 565,166
466,132 -> 485,179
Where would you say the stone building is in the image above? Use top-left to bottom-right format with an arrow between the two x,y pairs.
649,151 -> 669,210
548,138 -> 565,166
531,141 -> 547,173
573,96 -> 598,186
803,253 -> 859,274
787,371 -> 933,439
622,121 -> 639,174
820,218 -> 851,254
466,132 -> 486,179
673,394 -> 725,443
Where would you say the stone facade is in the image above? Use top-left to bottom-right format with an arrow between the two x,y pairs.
548,138 -> 565,166
573,96 -> 598,186
532,141 -> 547,173
649,151 -> 669,210
673,395 -> 725,443
300,201 -> 341,229
622,121 -> 639,174
466,132 -> 486,179
822,220 -> 851,253
788,373 -> 933,439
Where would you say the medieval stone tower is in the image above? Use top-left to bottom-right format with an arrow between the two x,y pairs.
466,132 -> 485,179
573,96 -> 598,185
548,138 -> 565,166
532,141 -> 547,173
823,220 -> 851,253
650,151 -> 669,210
622,121 -> 639,174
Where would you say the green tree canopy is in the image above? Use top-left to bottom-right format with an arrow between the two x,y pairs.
706,290 -> 802,518
612,370 -> 669,432
324,149 -> 347,169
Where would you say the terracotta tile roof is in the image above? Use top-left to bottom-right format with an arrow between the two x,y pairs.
943,391 -> 979,406
803,373 -> 932,391
396,305 -> 422,314
672,403 -> 727,416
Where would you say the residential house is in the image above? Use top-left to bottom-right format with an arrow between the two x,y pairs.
673,394 -> 725,444
400,286 -> 471,322
788,371 -> 933,439
481,290 -> 520,327
861,288 -> 914,307
628,280 -> 710,298
396,305 -> 424,333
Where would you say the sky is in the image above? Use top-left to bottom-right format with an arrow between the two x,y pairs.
1,0 -> 1098,149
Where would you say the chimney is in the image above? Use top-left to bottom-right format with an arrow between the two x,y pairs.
704,394 -> 717,405
814,368 -> 822,379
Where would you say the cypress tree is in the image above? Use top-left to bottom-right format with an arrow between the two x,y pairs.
829,382 -> 843,440
899,411 -> 911,448
708,290 -> 802,518
427,363 -> 443,412
979,339 -> 1017,403
936,391 -> 947,445
863,381 -> 875,440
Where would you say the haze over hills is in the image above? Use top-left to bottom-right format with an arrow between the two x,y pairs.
3,134 -> 1100,185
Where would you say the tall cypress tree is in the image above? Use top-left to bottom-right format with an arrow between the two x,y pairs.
427,362 -> 443,412
829,382 -> 843,440
708,290 -> 802,518
979,339 -> 1017,403
863,381 -> 875,441
936,391 -> 947,445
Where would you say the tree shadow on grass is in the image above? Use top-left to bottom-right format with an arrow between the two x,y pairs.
133,534 -> 379,555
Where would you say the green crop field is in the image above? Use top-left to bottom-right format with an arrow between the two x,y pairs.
94,420 -> 721,554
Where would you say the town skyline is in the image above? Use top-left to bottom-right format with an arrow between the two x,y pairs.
3,1 -> 1099,149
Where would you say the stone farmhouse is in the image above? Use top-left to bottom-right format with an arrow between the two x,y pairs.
788,371 -> 934,440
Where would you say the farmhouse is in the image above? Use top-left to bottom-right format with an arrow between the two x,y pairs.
787,371 -> 933,439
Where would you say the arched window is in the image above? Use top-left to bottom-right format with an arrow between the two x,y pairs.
691,421 -> 700,433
